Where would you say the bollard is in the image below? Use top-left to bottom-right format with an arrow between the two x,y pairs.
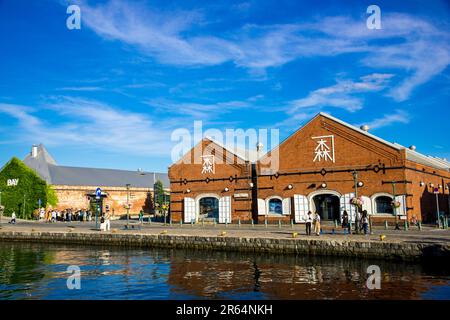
213,218 -> 217,227
291,220 -> 294,229
201,218 -> 204,227
278,220 -> 281,229
191,219 -> 194,227
180,219 -> 183,227
251,219 -> 254,228
418,221 -> 422,231
384,220 -> 388,230
334,220 -> 338,228
238,219 -> 241,228
404,220 -> 408,231
265,219 -> 268,228
169,218 -> 172,226
225,219 -> 228,228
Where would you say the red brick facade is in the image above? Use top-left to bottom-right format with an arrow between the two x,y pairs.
169,113 -> 450,224
52,185 -> 153,217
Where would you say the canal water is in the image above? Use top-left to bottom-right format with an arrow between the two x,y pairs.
0,242 -> 448,300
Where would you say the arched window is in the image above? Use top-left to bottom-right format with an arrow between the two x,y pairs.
268,198 -> 282,215
375,196 -> 393,214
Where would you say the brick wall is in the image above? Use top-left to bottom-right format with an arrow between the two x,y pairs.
169,114 -> 450,223
52,185 -> 153,217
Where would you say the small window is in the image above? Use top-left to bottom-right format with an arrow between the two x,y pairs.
268,198 -> 282,215
375,196 -> 393,214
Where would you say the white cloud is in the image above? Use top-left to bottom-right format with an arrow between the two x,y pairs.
146,98 -> 251,119
56,86 -> 104,91
287,73 -> 394,113
0,98 -> 173,156
362,109 -> 411,130
75,1 -> 449,100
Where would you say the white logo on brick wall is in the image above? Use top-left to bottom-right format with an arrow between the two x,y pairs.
312,135 -> 335,163
201,155 -> 215,174
7,179 -> 19,186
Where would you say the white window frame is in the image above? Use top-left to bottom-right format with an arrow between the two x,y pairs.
371,193 -> 394,215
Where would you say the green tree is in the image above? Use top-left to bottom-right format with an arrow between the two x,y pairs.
0,157 -> 55,219
154,180 -> 165,211
46,185 -> 58,207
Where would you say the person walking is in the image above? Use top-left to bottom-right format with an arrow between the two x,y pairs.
305,211 -> 313,235
342,210 -> 351,234
105,210 -> 111,231
10,212 -> 16,224
139,210 -> 144,224
313,212 -> 321,236
362,210 -> 369,235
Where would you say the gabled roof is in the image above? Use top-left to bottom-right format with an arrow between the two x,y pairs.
22,144 -> 169,188
171,137 -> 255,167
260,112 -> 449,172
316,113 -> 449,171
47,165 -> 169,188
23,144 -> 55,184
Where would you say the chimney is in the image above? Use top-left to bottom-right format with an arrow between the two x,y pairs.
31,144 -> 38,158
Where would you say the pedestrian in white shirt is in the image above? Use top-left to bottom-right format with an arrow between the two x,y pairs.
305,211 -> 313,235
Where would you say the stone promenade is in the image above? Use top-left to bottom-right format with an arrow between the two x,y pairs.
0,219 -> 449,261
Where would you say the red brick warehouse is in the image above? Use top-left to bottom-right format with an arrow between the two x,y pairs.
168,113 -> 450,224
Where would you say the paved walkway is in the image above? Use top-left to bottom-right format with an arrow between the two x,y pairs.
1,219 -> 449,245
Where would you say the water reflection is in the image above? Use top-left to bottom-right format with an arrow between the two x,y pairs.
0,242 -> 448,300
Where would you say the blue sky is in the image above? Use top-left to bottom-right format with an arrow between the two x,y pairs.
0,0 -> 449,172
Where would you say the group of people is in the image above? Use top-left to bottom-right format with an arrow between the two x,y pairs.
342,210 -> 370,234
40,208 -> 93,223
304,210 -> 371,236
304,211 -> 321,236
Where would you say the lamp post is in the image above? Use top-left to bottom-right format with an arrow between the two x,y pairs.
433,185 -> 440,227
392,182 -> 398,229
126,184 -> 131,229
352,171 -> 359,234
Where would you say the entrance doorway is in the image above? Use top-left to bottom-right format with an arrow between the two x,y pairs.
198,197 -> 219,221
312,194 -> 340,221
